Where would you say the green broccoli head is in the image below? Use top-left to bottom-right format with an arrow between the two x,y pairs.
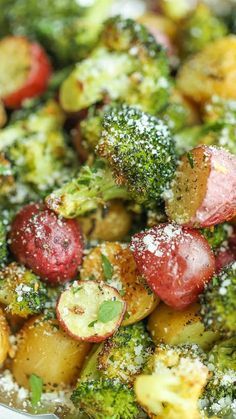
60,16 -> 170,114
200,262 -> 236,336
71,378 -> 139,419
0,263 -> 48,317
201,224 -> 232,251
98,105 -> 176,204
208,338 -> 236,372
0,100 -> 75,194
98,322 -> 153,385
200,368 -> 236,418
179,3 -> 227,57
45,160 -> 130,218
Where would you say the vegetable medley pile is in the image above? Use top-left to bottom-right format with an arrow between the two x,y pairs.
0,0 -> 236,418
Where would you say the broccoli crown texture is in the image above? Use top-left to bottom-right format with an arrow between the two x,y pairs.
71,378 -> 139,419
0,263 -> 48,317
200,368 -> 236,418
0,101 -> 75,195
200,262 -> 236,336
98,322 -> 153,384
46,160 -> 130,218
0,153 -> 15,198
60,16 -> 170,114
201,224 -> 232,251
98,105 -> 176,204
208,338 -> 236,372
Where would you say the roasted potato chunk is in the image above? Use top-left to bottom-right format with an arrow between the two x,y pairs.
148,303 -> 219,350
80,242 -> 159,326
177,36 -> 236,105
12,315 -> 91,389
78,201 -> 132,242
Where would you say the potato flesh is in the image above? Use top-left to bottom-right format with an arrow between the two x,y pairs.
148,303 -> 219,350
57,281 -> 125,341
0,308 -> 10,364
177,36 -> 236,105
166,146 -> 236,227
80,242 -> 158,326
0,37 -> 31,98
12,316 -> 91,389
166,146 -> 210,225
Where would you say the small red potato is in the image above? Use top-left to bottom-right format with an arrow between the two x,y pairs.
166,145 -> 236,228
57,280 -> 126,342
131,223 -> 215,310
9,203 -> 83,284
0,36 -> 51,108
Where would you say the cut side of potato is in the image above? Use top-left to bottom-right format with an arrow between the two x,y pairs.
80,242 -> 159,326
12,315 -> 91,389
166,145 -> 236,227
148,303 -> 219,350
57,280 -> 126,343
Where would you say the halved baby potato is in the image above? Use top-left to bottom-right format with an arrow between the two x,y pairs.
12,315 -> 91,390
148,302 -> 219,350
80,242 -> 159,326
166,145 -> 236,227
57,281 -> 126,343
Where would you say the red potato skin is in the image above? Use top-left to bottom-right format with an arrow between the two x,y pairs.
190,147 -> 236,228
131,224 -> 215,310
56,282 -> 126,343
4,41 -> 52,109
9,203 -> 83,284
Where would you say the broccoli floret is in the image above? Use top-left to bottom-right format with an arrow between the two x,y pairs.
98,105 -> 176,204
1,0 -> 111,65
200,262 -> 236,336
0,263 -> 48,317
201,224 -> 231,251
0,100 -> 76,194
98,322 -> 153,385
135,343 -> 209,419
71,378 -> 139,419
179,4 -> 227,57
60,15 -> 170,114
200,368 -> 236,418
200,337 -> 236,417
46,160 -> 130,218
208,338 -> 236,372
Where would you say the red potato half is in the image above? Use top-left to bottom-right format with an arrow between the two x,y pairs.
9,203 -> 83,284
0,36 -> 51,108
57,280 -> 126,343
166,145 -> 236,228
131,224 -> 215,310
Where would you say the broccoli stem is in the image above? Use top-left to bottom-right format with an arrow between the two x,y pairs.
46,163 -> 130,218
